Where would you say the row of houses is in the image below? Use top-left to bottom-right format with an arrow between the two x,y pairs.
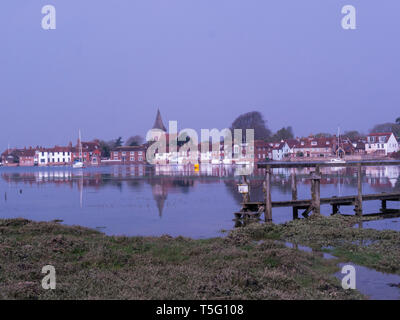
1,141 -> 102,167
2,132 -> 399,167
2,109 -> 399,166
254,132 -> 399,161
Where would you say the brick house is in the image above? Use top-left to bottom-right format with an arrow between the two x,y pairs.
1,148 -> 23,165
110,146 -> 147,164
254,140 -> 272,162
72,140 -> 102,165
292,136 -> 337,158
18,148 -> 37,166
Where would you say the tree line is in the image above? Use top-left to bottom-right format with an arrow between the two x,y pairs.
96,113 -> 400,157
230,112 -> 400,143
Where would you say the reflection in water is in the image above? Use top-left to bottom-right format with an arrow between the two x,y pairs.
1,164 -> 400,300
0,164 -> 400,237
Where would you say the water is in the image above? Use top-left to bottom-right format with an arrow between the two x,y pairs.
0,165 -> 399,238
335,263 -> 400,300
285,242 -> 400,299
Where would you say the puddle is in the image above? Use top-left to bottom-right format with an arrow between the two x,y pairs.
284,242 -> 400,299
358,217 -> 400,232
284,242 -> 335,259
335,263 -> 400,300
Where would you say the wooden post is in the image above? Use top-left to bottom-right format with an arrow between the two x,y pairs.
291,169 -> 298,219
264,165 -> 272,222
356,163 -> 363,216
311,165 -> 321,215
381,200 -> 387,212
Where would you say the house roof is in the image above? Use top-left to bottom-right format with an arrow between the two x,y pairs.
367,132 -> 393,143
368,132 -> 393,137
293,137 -> 336,149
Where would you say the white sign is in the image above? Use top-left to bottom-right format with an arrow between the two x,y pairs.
238,184 -> 249,194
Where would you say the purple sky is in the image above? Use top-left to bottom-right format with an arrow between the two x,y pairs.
1,1 -> 399,149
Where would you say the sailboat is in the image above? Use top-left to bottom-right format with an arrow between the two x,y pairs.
327,127 -> 346,164
72,130 -> 85,169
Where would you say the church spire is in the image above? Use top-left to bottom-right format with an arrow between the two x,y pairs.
152,109 -> 167,132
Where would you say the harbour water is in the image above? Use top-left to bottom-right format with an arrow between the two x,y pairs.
0,164 -> 399,238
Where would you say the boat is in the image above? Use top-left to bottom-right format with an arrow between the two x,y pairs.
73,129 -> 85,169
327,158 -> 346,164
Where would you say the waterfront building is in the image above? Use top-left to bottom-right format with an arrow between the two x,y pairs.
110,145 -> 147,164
365,132 -> 399,156
71,140 -> 102,165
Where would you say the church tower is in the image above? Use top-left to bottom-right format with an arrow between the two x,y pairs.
152,109 -> 167,132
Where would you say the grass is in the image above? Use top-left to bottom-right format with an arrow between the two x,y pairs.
234,214 -> 400,275
0,217 -> 368,300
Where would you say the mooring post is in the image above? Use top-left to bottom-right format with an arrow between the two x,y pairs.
264,165 -> 272,222
311,165 -> 321,215
291,169 -> 298,219
381,200 -> 387,212
356,163 -> 363,216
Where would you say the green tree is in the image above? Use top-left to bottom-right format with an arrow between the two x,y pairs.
271,126 -> 294,142
314,133 -> 332,138
343,130 -> 362,140
231,111 -> 271,141
125,135 -> 144,147
98,140 -> 111,158
370,122 -> 400,137
114,137 -> 123,147
396,117 -> 400,125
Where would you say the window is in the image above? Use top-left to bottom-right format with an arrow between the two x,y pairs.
122,152 -> 126,156
130,157 -> 134,161
138,156 -> 143,161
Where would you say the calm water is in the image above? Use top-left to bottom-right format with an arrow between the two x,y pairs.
0,164 -> 399,238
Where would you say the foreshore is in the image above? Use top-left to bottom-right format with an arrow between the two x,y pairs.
1,215 -> 399,300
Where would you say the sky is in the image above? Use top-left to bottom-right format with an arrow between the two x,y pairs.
0,0 -> 399,149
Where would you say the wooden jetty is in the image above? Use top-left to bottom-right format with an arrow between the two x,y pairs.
235,160 -> 400,222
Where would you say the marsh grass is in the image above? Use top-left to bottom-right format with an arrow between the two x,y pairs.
0,217 -> 369,300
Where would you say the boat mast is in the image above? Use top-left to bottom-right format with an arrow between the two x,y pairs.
79,129 -> 82,161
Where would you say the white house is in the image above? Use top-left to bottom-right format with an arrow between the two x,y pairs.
365,132 -> 399,155
272,142 -> 291,161
36,147 -> 72,166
